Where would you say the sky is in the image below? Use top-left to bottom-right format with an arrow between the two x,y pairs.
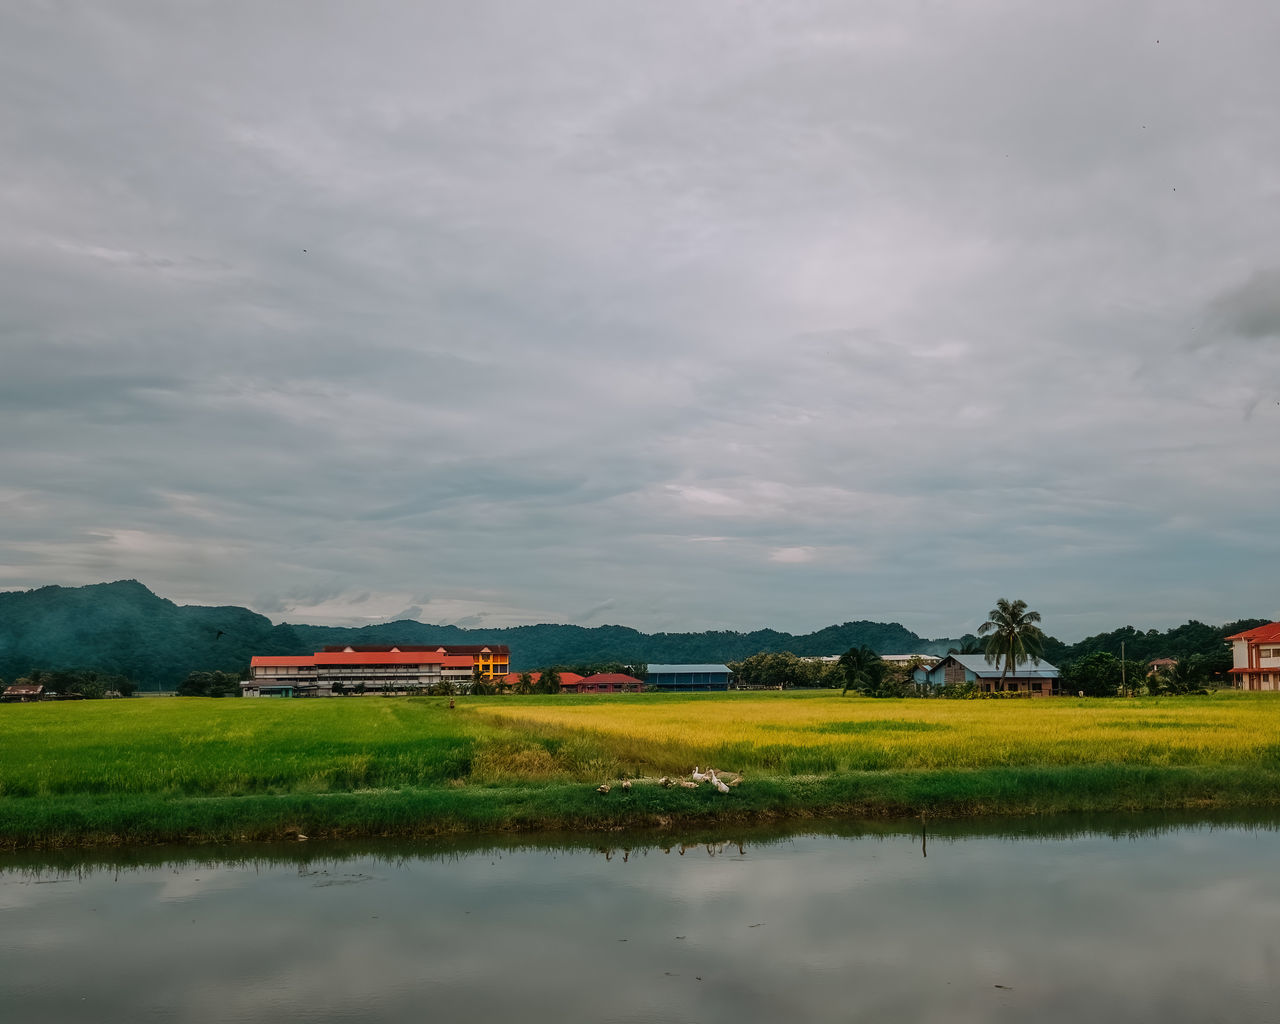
2,2 -> 1278,642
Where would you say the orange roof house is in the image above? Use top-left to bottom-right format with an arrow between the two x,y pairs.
500,671 -> 585,690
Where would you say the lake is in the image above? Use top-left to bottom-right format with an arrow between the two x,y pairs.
3,811 -> 1279,1022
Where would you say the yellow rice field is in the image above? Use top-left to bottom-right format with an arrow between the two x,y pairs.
469,691 -> 1280,774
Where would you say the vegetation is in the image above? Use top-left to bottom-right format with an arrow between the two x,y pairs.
175,670 -> 241,698
5,668 -> 138,699
727,652 -> 842,689
5,691 -> 1280,849
838,646 -> 887,696
0,581 -> 1266,697
978,598 -> 1045,683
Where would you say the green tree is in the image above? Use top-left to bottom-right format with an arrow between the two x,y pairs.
1162,655 -> 1209,695
837,645 -> 886,696
977,599 -> 1045,686
176,670 -> 243,697
536,667 -> 562,694
1062,652 -> 1121,697
515,671 -> 534,695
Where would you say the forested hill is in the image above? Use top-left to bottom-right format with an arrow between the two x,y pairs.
0,581 -> 951,690
287,619 -> 945,671
0,581 -> 1267,692
0,581 -> 303,692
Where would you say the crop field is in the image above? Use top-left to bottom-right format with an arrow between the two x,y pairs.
470,690 -> 1280,775
2,690 -> 1280,848
0,697 -> 494,798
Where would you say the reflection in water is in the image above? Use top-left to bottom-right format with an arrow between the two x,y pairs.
3,811 -> 1280,1023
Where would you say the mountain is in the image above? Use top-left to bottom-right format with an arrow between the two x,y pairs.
288,618 -> 949,670
0,581 -> 302,692
0,581 -> 953,690
0,581 -> 1263,691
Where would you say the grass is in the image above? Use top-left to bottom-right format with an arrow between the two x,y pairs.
3,690 -> 1280,848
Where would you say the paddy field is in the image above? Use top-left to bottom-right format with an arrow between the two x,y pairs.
3,690 -> 1279,848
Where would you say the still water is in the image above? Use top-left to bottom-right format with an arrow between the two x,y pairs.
4,812 -> 1280,1023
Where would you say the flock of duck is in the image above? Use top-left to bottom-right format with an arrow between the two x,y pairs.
596,766 -> 742,795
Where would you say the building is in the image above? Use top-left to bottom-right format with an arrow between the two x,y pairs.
2,683 -> 44,702
574,673 -> 644,693
324,645 -> 509,679
646,664 -> 731,691
913,653 -> 1061,696
499,671 -> 585,690
880,653 -> 942,667
242,644 -> 510,697
1226,622 -> 1280,691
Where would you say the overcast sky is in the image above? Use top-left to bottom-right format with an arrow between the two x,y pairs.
3,2 -> 1278,641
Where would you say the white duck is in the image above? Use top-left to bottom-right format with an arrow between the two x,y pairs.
709,770 -> 730,794
691,766 -> 709,783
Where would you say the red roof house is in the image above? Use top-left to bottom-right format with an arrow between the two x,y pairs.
1226,622 -> 1280,691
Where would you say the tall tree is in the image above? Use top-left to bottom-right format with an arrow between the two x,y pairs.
977,598 -> 1045,686
837,645 -> 886,696
536,667 -> 562,695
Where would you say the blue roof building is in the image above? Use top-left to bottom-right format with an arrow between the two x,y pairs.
913,653 -> 1061,696
646,663 -> 731,691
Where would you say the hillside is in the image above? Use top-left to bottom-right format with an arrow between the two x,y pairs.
0,582 -> 952,690
0,581 -> 1264,691
288,618 -> 949,670
0,581 -> 302,692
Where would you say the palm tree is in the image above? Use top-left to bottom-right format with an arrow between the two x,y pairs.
838,645 -> 886,696
977,598 -> 1044,688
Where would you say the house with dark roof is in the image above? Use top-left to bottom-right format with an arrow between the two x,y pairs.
1226,622 -> 1280,691
2,683 -> 44,702
912,653 -> 1061,696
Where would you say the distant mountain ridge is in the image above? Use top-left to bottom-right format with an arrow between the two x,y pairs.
0,581 -> 958,691
0,581 -> 1265,692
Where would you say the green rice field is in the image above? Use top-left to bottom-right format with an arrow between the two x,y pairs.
3,690 -> 1280,848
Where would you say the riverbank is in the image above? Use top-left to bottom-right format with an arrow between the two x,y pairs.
3,691 -> 1279,849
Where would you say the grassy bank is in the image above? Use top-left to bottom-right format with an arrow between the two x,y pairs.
3,691 -> 1280,848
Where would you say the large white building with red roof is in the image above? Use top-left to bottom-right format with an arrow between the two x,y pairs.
243,645 -> 509,697
1226,623 -> 1280,691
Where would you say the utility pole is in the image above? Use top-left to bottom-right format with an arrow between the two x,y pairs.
1121,640 -> 1126,697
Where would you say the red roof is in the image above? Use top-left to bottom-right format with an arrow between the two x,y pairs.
441,656 -> 474,668
580,673 -> 644,684
1225,622 -> 1280,642
321,644 -> 510,655
250,656 -> 316,668
500,671 -> 585,685
313,651 -> 445,666
1229,666 -> 1277,674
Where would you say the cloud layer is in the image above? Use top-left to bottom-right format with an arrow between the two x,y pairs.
3,2 -> 1278,639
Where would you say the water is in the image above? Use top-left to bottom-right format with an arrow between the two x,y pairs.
3,812 -> 1280,1023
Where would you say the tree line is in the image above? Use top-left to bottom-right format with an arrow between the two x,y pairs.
3,667 -> 138,699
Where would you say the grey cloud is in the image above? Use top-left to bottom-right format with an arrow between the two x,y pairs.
574,597 -> 616,623
1207,269 -> 1280,341
2,2 -> 1279,637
